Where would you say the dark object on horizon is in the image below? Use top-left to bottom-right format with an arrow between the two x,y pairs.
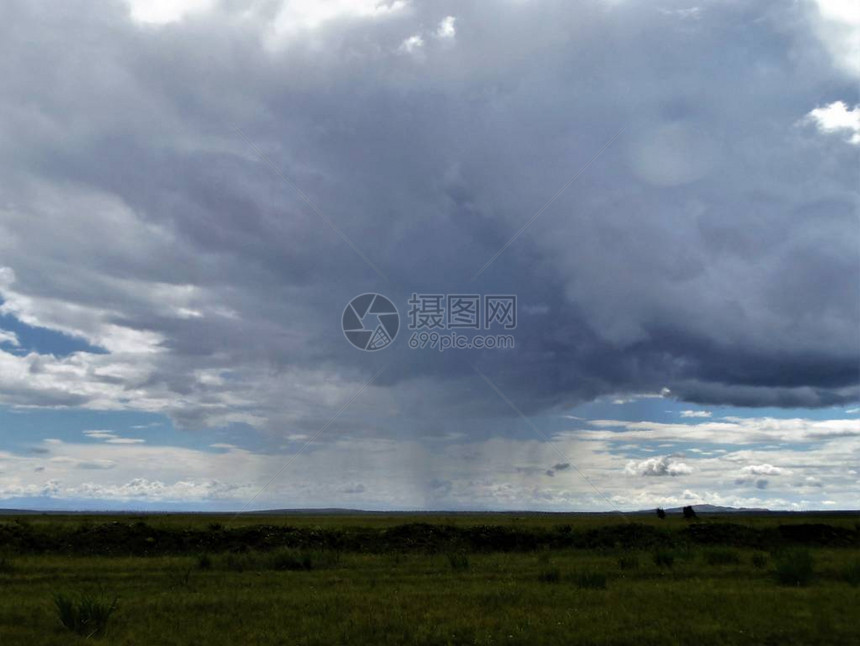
656,508 -> 666,519
683,506 -> 698,520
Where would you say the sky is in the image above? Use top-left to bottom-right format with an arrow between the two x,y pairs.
0,0 -> 858,512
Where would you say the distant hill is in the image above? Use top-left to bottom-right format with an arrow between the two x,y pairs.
252,508 -> 379,515
658,504 -> 770,514
252,506 -> 778,515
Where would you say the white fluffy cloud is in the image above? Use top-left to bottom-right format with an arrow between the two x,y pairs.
807,101 -> 860,144
0,329 -> 18,347
436,15 -> 456,39
625,455 -> 693,477
740,463 -> 784,476
681,410 -> 712,418
582,417 -> 860,444
399,33 -> 424,53
126,0 -> 215,24
811,0 -> 860,77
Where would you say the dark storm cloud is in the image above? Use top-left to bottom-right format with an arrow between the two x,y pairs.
0,0 -> 857,433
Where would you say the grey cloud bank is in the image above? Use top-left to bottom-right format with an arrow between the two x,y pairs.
0,0 -> 857,437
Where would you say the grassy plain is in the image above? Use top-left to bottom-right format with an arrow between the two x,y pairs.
0,513 -> 858,645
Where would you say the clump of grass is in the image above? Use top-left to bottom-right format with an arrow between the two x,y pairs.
840,560 -> 860,586
774,549 -> 814,587
166,565 -> 194,590
573,571 -> 607,589
0,556 -> 15,574
703,548 -> 742,566
479,588 -> 522,610
196,553 -> 212,570
751,553 -> 768,569
538,567 -> 561,583
447,552 -> 470,572
222,552 -> 254,572
653,548 -> 675,568
53,591 -> 117,638
617,555 -> 639,571
268,549 -> 314,571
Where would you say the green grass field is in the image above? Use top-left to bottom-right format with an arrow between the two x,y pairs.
1,513 -> 858,645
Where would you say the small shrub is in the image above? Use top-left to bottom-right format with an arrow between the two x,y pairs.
447,552 -> 470,572
222,552 -> 255,572
302,549 -> 340,570
207,522 -> 224,532
538,567 -> 561,583
656,508 -> 666,519
774,549 -> 814,587
703,548 -> 742,566
653,549 -> 675,568
682,506 -> 698,520
573,571 -> 607,589
618,555 -> 639,570
840,560 -> 860,586
220,549 -> 338,572
751,553 -> 768,569
53,591 -> 117,638
197,553 -> 212,570
268,549 -> 313,571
